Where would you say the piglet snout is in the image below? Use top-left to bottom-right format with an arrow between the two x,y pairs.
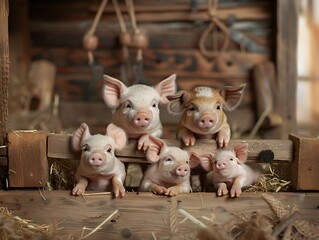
134,112 -> 152,127
216,161 -> 227,170
89,152 -> 105,166
175,164 -> 189,177
198,114 -> 214,129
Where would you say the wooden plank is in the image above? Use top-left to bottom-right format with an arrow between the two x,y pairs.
47,132 -> 293,162
48,133 -> 181,160
0,0 -> 9,146
276,0 -> 298,138
8,131 -> 48,187
0,190 -> 318,239
184,139 -> 293,162
289,134 -> 319,190
30,2 -> 272,22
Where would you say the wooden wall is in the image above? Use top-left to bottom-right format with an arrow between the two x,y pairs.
8,0 -> 297,139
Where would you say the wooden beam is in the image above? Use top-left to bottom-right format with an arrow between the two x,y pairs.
0,0 -> 9,145
47,133 -> 293,162
289,134 -> 319,190
276,0 -> 298,138
0,190 -> 318,239
8,131 -> 48,187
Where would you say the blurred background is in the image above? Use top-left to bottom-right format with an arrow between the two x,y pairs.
6,0 -> 318,139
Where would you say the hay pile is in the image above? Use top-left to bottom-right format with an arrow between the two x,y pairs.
172,194 -> 319,240
0,207 -> 73,240
245,164 -> 291,193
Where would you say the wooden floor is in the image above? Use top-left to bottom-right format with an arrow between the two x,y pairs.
0,190 -> 318,239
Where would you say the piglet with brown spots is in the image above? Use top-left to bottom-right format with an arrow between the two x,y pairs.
71,123 -> 127,197
167,84 -> 245,147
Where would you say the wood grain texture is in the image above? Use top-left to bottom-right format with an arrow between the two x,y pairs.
289,134 -> 319,190
8,131 -> 48,187
48,133 -> 293,163
0,190 -> 318,239
0,0 -> 9,146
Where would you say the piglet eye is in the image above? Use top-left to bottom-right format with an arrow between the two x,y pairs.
185,160 -> 189,164
230,158 -> 233,161
166,158 -> 172,162
216,105 -> 221,110
125,102 -> 131,108
188,106 -> 195,111
107,147 -> 112,153
152,103 -> 157,108
82,145 -> 89,152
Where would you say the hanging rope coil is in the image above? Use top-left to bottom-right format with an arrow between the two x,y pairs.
199,0 -> 230,71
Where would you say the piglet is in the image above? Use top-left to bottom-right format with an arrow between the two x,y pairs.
139,136 -> 193,196
190,143 -> 259,197
71,123 -> 127,197
103,74 -> 176,150
167,84 -> 245,147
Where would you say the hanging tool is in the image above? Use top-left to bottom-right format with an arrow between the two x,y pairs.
83,0 -> 108,82
114,0 -> 149,85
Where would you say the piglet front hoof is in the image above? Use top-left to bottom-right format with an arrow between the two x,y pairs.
137,134 -> 150,151
216,133 -> 230,148
182,134 -> 196,147
230,187 -> 242,198
152,185 -> 168,195
113,184 -> 126,198
166,186 -> 180,196
72,184 -> 86,196
217,184 -> 228,197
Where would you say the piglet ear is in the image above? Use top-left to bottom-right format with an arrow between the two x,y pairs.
146,136 -> 166,163
106,123 -> 127,150
234,143 -> 248,164
103,75 -> 128,108
188,151 -> 214,172
154,74 -> 176,104
167,90 -> 190,114
72,123 -> 91,151
219,84 -> 246,111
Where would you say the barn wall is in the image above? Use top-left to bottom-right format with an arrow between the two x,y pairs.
15,0 -> 282,138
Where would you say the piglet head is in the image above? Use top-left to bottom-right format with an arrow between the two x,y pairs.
72,123 -> 127,169
167,84 -> 245,134
214,143 -> 248,176
146,136 -> 190,181
102,74 -> 176,135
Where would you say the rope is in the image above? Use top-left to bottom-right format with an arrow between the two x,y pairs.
112,0 -> 126,32
125,0 -> 138,33
85,0 -> 109,65
199,0 -> 229,66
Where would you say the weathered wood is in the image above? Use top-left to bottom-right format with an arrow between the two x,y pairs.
47,132 -> 293,162
184,139 -> 293,162
289,134 -> 319,190
8,131 -> 48,187
276,0 -> 298,138
0,0 -> 9,146
0,190 -> 318,239
29,1 -> 271,22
